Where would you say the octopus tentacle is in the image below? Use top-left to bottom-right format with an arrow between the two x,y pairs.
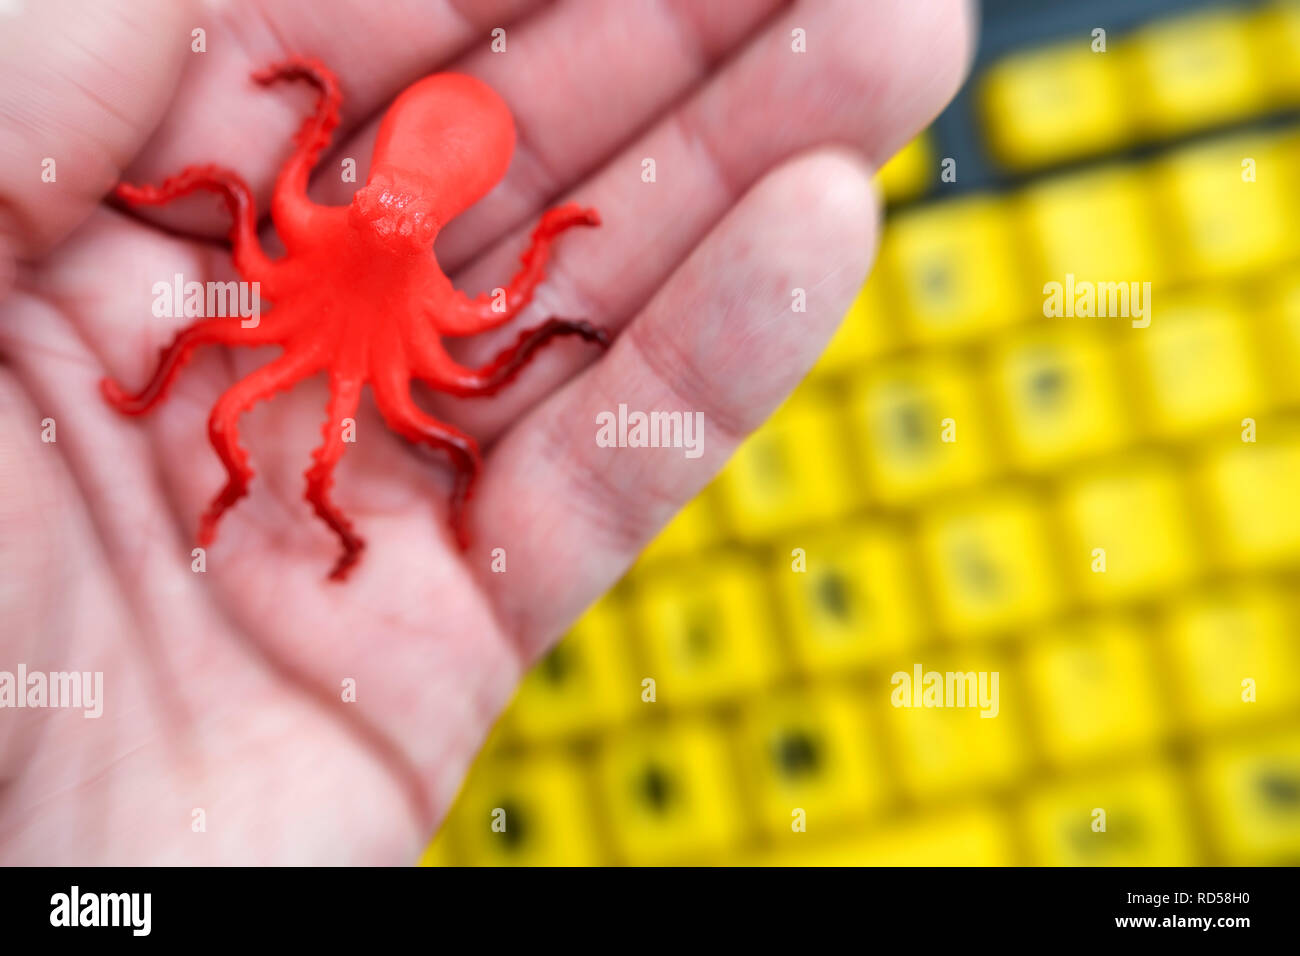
411,317 -> 609,397
433,203 -> 600,336
304,373 -> 365,580
253,57 -> 343,245
197,349 -> 323,549
101,314 -> 295,415
370,371 -> 482,549
114,166 -> 275,282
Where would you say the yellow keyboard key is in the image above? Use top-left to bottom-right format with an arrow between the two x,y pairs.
1024,615 -> 1165,768
876,134 -> 933,204
1023,766 -> 1198,866
878,650 -> 1023,800
596,719 -> 743,864
1129,290 -> 1267,440
882,197 -> 1027,345
851,354 -> 995,508
718,393 -> 859,541
1018,164 -> 1165,291
748,805 -> 1013,866
1260,267 -> 1300,405
1197,428 -> 1300,570
989,326 -> 1133,472
810,272 -> 891,381
1199,730 -> 1300,864
779,521 -> 921,676
981,41 -> 1129,170
917,489 -> 1062,641
1162,583 -> 1300,730
1255,1 -> 1300,105
635,487 -> 721,566
1058,456 -> 1199,603
418,833 -> 455,867
1131,9 -> 1265,138
739,688 -> 883,839
507,597 -> 633,744
1157,133 -> 1298,283
449,755 -> 601,866
636,554 -> 778,707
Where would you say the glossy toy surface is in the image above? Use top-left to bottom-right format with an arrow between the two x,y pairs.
103,58 -> 605,580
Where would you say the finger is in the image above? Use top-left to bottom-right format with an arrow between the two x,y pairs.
310,0 -> 784,266
419,0 -> 973,440
0,0 -> 194,290
474,147 -> 879,654
117,0 -> 550,236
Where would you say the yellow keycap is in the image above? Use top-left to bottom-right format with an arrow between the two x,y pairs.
981,40 -> 1129,170
851,354 -> 994,508
507,597 -> 633,744
810,271 -> 892,381
1128,290 -> 1267,440
1197,428 -> 1300,570
635,486 -> 721,567
1259,267 -> 1300,406
1024,615 -> 1165,768
1198,729 -> 1300,864
779,521 -> 921,676
1255,0 -> 1300,105
738,688 -> 883,839
1156,133 -> 1298,284
882,197 -> 1027,345
747,805 -> 1013,866
989,325 -> 1133,472
1018,165 -> 1166,292
1058,456 -> 1199,603
917,489 -> 1062,641
876,134 -> 933,204
718,392 -> 859,541
417,832 -> 456,867
596,719 -> 743,864
1131,9 -> 1265,138
1022,766 -> 1198,866
448,755 -> 601,866
636,554 -> 778,707
878,651 -> 1023,800
1162,583 -> 1300,730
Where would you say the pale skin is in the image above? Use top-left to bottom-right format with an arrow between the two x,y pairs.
0,0 -> 972,863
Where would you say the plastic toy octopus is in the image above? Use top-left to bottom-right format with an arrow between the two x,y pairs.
103,58 -> 606,580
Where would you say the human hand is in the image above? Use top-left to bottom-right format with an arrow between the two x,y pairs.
0,0 -> 972,863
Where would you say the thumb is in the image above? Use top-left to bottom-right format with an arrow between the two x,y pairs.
0,0 -> 195,298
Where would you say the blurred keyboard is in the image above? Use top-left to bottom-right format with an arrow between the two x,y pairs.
425,0 -> 1300,866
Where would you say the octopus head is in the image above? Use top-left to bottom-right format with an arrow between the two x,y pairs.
354,72 -> 516,252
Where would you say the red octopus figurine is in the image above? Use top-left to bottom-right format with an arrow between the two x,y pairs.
103,58 -> 606,580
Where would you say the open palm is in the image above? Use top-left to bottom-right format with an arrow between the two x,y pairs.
0,0 -> 970,863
